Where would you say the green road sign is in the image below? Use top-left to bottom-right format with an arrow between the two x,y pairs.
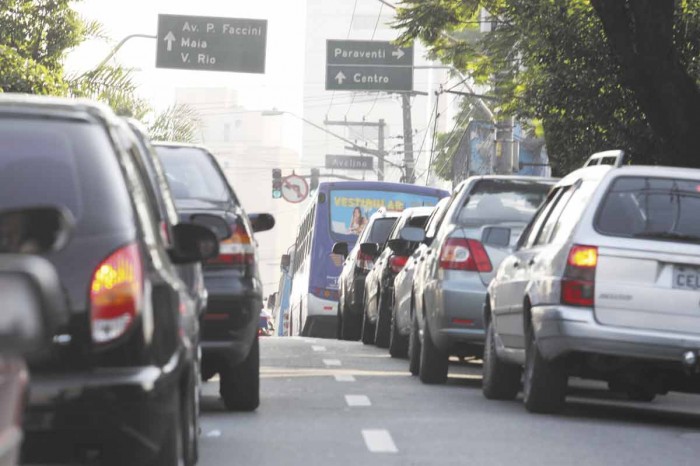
156,14 -> 267,73
326,40 -> 413,92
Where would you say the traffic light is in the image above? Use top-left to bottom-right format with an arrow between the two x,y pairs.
272,169 -> 282,199
310,168 -> 320,191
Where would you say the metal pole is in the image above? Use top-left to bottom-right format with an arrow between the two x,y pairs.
401,93 -> 415,183
78,34 -> 157,78
378,119 -> 385,181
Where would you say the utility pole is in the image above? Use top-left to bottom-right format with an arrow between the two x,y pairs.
401,94 -> 415,183
377,119 -> 385,181
324,118 -> 390,181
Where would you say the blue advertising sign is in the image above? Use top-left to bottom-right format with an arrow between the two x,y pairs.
329,189 -> 440,236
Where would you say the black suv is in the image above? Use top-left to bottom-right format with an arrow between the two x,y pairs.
154,143 -> 275,412
0,95 -> 219,466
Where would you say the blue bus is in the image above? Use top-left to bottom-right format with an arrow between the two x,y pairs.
288,181 -> 450,337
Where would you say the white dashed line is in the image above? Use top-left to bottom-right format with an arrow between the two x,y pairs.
362,429 -> 398,453
345,395 -> 371,407
334,374 -> 356,382
311,345 -> 327,352
323,359 -> 342,366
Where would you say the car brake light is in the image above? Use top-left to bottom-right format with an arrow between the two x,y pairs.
209,222 -> 255,266
439,238 -> 492,272
90,243 -> 143,344
356,251 -> 374,271
390,255 -> 409,273
562,245 -> 597,307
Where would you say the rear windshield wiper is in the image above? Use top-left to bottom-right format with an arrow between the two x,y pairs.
633,231 -> 700,243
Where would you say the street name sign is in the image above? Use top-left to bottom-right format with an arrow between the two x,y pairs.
326,40 -> 413,92
156,14 -> 267,73
326,155 -> 374,171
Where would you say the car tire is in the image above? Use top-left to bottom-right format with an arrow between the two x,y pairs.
220,336 -> 260,412
408,312 -> 421,375
182,369 -> 199,466
152,387 -> 185,466
482,319 -> 521,400
419,319 -> 449,385
374,291 -> 391,348
361,294 -> 376,345
339,300 -> 361,341
388,300 -> 408,358
523,322 -> 567,414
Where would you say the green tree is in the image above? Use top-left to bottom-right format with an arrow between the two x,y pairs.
395,0 -> 700,174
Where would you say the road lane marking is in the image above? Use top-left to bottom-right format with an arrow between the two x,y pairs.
345,395 -> 371,407
334,374 -> 356,382
312,345 -> 327,352
323,359 -> 342,366
362,429 -> 398,453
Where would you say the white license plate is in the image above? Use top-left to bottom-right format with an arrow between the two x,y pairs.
673,266 -> 700,290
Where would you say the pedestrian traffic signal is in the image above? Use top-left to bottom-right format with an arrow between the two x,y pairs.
272,168 -> 282,199
310,168 -> 320,191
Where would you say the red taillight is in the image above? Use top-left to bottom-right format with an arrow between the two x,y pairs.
562,245 -> 597,307
357,251 -> 374,271
390,255 -> 409,273
90,243 -> 143,344
208,222 -> 254,266
439,238 -> 492,272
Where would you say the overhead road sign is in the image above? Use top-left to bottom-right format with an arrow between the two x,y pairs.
326,155 -> 374,171
156,14 -> 267,73
326,40 -> 414,92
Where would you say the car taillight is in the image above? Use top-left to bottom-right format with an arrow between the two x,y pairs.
390,255 -> 409,273
356,251 -> 374,271
90,243 -> 143,344
439,238 -> 492,272
208,222 -> 255,266
561,245 -> 597,307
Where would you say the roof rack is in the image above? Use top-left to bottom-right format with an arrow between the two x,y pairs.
582,150 -> 625,168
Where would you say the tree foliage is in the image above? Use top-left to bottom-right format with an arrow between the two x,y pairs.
395,0 -> 700,174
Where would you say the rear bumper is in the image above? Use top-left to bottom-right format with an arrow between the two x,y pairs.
431,279 -> 487,351
22,356 -> 182,465
532,304 -> 700,363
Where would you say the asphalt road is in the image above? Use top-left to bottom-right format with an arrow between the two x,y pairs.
199,337 -> 700,466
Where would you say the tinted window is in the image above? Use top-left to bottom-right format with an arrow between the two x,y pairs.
457,179 -> 552,228
156,146 -> 230,202
535,186 -> 575,246
550,181 -> 597,244
366,218 -> 397,244
0,117 -> 133,236
596,176 -> 700,240
408,215 -> 429,228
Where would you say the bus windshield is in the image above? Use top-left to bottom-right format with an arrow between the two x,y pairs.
330,189 -> 441,238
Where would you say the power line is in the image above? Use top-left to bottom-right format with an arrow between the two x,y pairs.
326,0 -> 360,119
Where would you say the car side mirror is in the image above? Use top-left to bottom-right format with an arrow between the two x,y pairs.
249,213 -> 275,233
332,242 -> 349,257
359,242 -> 379,257
399,226 -> 426,243
0,206 -> 73,254
170,224 -> 220,264
387,238 -> 411,256
482,226 -> 511,248
189,214 -> 231,241
0,255 -> 65,354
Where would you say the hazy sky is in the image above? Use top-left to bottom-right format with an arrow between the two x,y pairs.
66,0 -> 307,113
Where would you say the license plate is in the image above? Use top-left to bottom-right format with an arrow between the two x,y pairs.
673,266 -> 700,290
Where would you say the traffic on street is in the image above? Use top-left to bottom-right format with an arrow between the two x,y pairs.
2,1 -> 700,465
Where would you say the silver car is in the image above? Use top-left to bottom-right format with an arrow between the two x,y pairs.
409,176 -> 555,384
484,165 -> 700,414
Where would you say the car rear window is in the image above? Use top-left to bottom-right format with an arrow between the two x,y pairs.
0,117 -> 133,236
366,218 -> 397,244
596,176 -> 700,241
457,179 -> 552,228
156,146 -> 230,202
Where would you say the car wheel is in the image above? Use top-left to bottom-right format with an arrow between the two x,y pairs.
336,300 -> 343,339
389,299 -> 408,358
482,319 -> 521,400
182,368 -> 199,466
361,294 -> 376,345
152,387 -> 185,466
220,336 -> 260,411
522,322 -> 567,414
340,300 -> 361,341
374,291 -> 391,348
419,319 -> 448,384
408,309 -> 421,375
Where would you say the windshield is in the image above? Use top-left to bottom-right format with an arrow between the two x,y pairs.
596,176 -> 700,241
156,146 -> 230,202
457,180 -> 552,228
330,189 -> 440,238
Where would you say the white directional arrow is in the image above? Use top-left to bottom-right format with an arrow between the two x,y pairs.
164,31 -> 176,52
392,48 -> 405,60
335,71 -> 347,84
